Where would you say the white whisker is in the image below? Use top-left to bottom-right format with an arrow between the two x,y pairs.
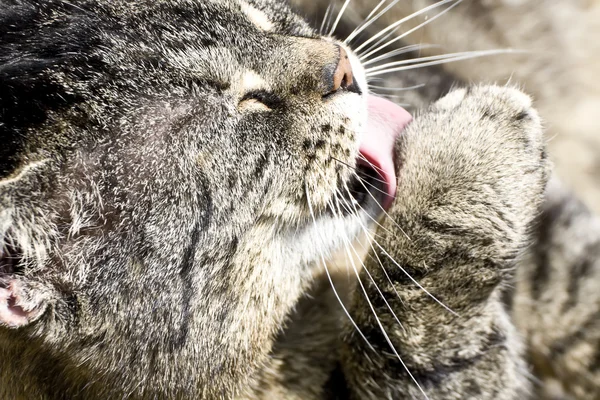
320,2 -> 334,35
368,83 -> 425,92
334,189 -> 408,310
373,240 -> 459,316
363,44 -> 441,66
358,21 -> 403,59
333,166 -> 457,317
304,182 -> 375,352
337,212 -> 429,400
366,49 -> 525,77
328,195 -> 406,333
345,0 -> 401,44
329,0 -> 352,36
339,186 -> 407,308
310,164 -> 410,325
359,0 -> 463,61
319,186 -> 426,398
313,158 -> 395,243
354,0 -> 456,53
366,49 -> 509,73
363,0 -> 390,23
355,156 -> 413,242
331,156 -> 390,188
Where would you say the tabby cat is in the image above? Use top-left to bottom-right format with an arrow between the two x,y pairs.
0,0 -> 598,399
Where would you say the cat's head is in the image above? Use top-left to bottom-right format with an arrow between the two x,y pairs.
0,0 -> 409,396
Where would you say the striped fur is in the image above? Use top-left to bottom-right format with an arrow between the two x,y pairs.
0,0 -> 598,399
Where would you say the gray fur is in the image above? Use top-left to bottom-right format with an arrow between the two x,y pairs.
1,0 -> 599,399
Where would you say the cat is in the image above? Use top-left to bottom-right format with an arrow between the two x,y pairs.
292,1 -> 600,397
0,0 -> 597,399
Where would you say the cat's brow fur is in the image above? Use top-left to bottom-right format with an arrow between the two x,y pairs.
1,0 -> 599,399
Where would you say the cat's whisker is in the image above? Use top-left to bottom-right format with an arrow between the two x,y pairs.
318,140 -> 413,244
359,0 -> 463,61
357,177 -> 391,197
351,155 -> 413,242
366,49 -> 516,73
335,162 -> 395,200
354,0 -> 455,53
312,159 -> 421,335
308,162 -> 394,260
368,83 -> 425,92
304,182 -> 375,352
366,49 -> 527,77
358,23 -> 402,59
362,0 -> 390,24
316,161 -> 420,322
345,0 -> 401,44
367,238 -> 407,308
314,160 -> 393,239
338,186 -> 408,309
329,0 -> 352,36
326,2 -> 337,35
329,195 -> 407,333
353,153 -> 390,179
374,240 -> 459,317
319,2 -> 334,35
340,175 -> 459,319
363,44 -> 441,66
334,207 -> 429,400
366,76 -> 384,83
329,156 -> 389,187
359,12 -> 425,62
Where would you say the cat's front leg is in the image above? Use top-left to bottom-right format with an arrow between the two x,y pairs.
341,86 -> 550,399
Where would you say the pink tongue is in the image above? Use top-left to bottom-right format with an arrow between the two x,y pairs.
359,95 -> 413,210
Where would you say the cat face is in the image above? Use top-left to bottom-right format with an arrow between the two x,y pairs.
0,0 -> 407,397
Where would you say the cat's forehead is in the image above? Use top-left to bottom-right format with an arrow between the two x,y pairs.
111,0 -> 315,38
100,0 -> 329,95
232,0 -> 314,35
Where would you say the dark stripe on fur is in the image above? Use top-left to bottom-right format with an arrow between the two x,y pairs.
358,324 -> 506,389
172,223 -> 202,350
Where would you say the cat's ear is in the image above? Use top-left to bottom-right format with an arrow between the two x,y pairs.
0,245 -> 50,329
0,278 -> 49,328
0,161 -> 54,328
0,243 -> 52,329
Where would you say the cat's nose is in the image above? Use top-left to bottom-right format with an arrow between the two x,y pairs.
324,46 -> 361,97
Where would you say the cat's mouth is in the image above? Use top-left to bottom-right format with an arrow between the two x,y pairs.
349,95 -> 412,211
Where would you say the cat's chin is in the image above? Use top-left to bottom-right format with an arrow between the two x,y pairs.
355,95 -> 412,211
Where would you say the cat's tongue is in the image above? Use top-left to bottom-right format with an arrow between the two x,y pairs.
359,95 -> 412,210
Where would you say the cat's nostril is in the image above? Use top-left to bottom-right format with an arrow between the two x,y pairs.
324,46 -> 361,97
333,47 -> 353,91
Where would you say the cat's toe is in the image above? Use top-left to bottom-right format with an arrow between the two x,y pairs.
466,85 -> 544,153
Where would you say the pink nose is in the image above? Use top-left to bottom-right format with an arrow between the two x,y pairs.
323,46 -> 360,97
332,47 -> 354,93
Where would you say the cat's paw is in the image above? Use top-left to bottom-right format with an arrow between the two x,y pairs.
390,85 -> 550,259
343,86 -> 545,398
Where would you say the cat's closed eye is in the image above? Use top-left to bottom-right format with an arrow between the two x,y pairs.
239,90 -> 281,111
